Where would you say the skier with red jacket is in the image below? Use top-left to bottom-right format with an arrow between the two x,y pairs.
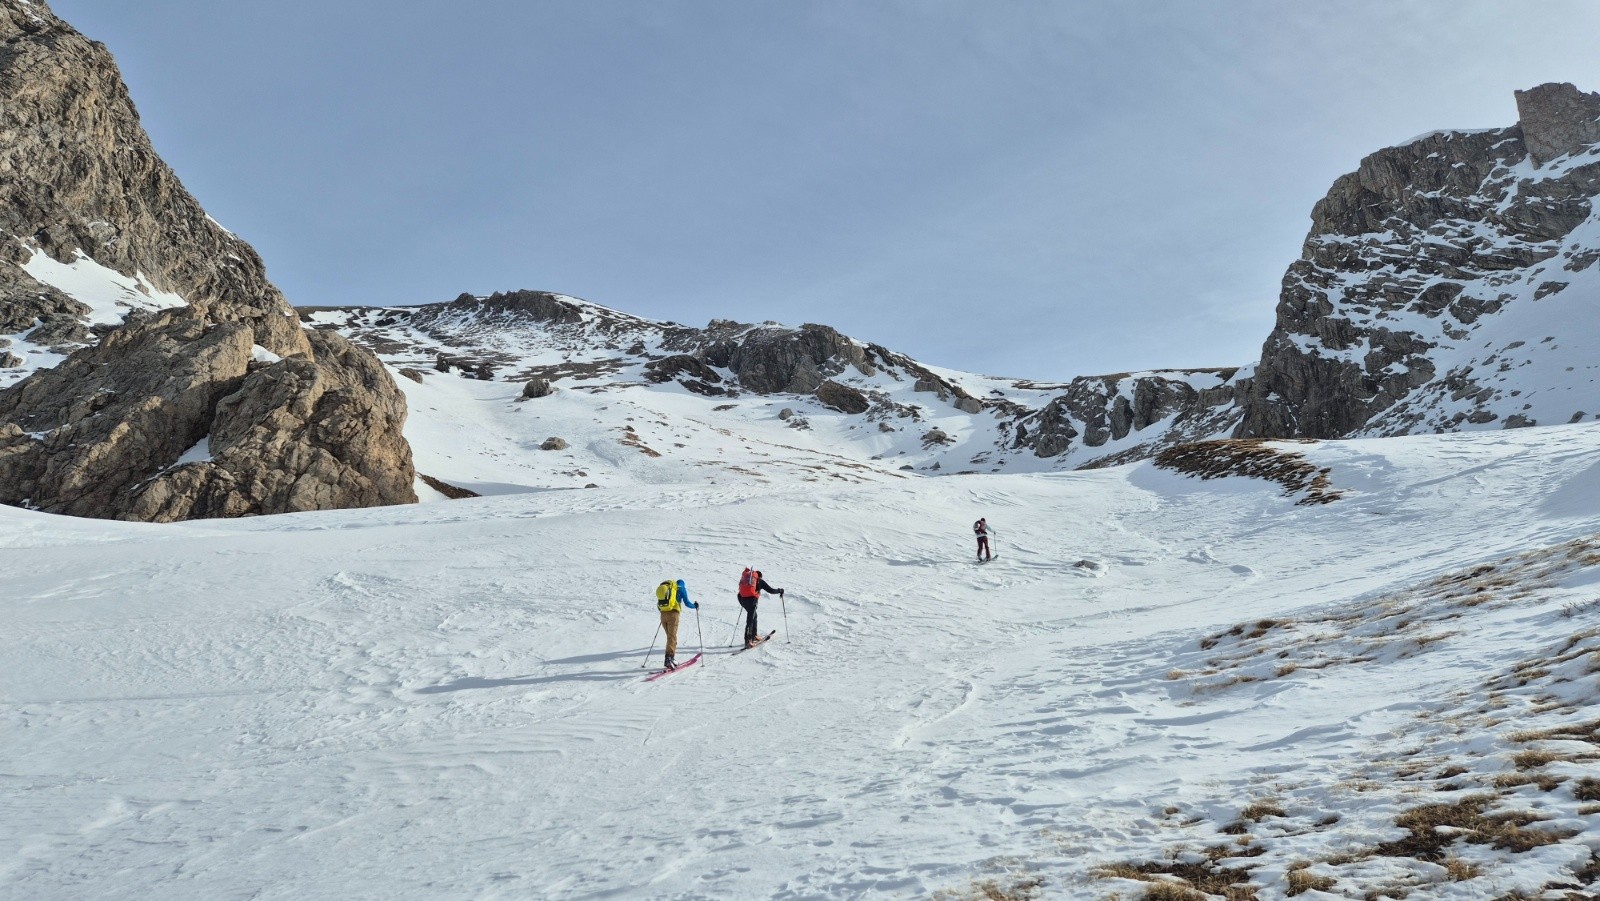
736,567 -> 783,648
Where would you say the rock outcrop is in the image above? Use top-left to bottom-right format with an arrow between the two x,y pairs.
1240,83 -> 1600,441
1011,368 -> 1249,464
0,0 -> 416,520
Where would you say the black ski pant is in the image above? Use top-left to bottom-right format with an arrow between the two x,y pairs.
738,596 -> 758,643
977,536 -> 990,560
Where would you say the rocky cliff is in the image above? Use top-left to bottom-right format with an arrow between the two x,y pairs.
0,0 -> 415,520
311,83 -> 1600,482
1240,82 -> 1600,440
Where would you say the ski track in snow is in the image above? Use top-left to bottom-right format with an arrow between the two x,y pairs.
4,425 -> 1600,898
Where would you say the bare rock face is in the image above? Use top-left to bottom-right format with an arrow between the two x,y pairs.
1239,83 -> 1600,441
704,323 -> 871,394
1515,83 -> 1600,167
1014,369 -> 1248,462
815,379 -> 869,414
0,1 -> 416,520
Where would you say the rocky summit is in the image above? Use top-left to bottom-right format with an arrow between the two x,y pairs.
0,0 -> 415,521
1240,82 -> 1600,440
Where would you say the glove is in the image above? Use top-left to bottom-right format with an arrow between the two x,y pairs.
780,589 -> 786,597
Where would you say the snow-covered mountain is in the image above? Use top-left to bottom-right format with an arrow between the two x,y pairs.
301,291 -> 1248,497
300,84 -> 1600,501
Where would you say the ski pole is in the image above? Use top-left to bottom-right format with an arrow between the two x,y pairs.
728,608 -> 744,647
780,591 -> 789,641
640,623 -> 661,668
694,606 -> 705,654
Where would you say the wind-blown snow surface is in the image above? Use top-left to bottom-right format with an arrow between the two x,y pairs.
5,426 -> 1600,899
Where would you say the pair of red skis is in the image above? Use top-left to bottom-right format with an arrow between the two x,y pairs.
644,630 -> 776,682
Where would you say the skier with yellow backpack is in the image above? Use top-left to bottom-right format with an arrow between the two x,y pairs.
649,578 -> 700,674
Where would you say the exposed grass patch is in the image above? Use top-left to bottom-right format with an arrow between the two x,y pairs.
1240,800 -> 1286,821
1493,772 -> 1566,791
1153,439 -> 1342,505
1512,749 -> 1565,770
931,875 -> 1045,900
418,473 -> 481,499
1285,861 -> 1336,896
1509,718 -> 1600,745
1573,777 -> 1600,802
1095,851 -> 1259,900
1372,796 -> 1575,861
1443,855 -> 1480,881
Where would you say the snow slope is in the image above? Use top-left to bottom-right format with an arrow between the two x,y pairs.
5,423 -> 1600,899
1,248 -> 188,389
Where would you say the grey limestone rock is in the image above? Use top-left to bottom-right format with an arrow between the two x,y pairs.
521,377 -> 554,398
541,437 -> 569,451
0,2 -> 416,520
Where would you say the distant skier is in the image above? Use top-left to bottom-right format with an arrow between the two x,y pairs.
974,517 -> 992,562
655,578 -> 698,670
736,567 -> 784,648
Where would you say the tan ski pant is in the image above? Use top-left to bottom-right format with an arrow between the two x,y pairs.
660,609 -> 681,657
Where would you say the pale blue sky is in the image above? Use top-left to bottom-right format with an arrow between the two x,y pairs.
49,0 -> 1600,379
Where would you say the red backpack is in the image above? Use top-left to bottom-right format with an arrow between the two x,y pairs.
739,567 -> 758,599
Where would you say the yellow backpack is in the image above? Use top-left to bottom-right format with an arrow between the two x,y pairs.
655,580 -> 677,611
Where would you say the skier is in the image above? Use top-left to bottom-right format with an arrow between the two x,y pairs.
736,567 -> 784,648
655,578 -> 698,670
974,517 -> 992,562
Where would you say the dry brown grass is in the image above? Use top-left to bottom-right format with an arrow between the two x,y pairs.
1153,439 -> 1343,505
1574,777 -> 1600,802
1442,855 -> 1480,881
1138,883 -> 1207,901
930,875 -> 1045,901
1094,852 -> 1259,900
1372,796 -> 1576,861
1493,772 -> 1566,791
1285,862 -> 1336,896
1512,749 -> 1565,770
1240,800 -> 1286,821
1509,718 -> 1600,745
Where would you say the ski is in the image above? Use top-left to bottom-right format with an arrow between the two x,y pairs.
645,652 -> 702,682
736,630 -> 777,653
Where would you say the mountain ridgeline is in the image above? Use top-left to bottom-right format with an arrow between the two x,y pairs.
1,0 -> 1598,518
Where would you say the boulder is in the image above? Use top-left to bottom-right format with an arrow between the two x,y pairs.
541,437 -> 569,450
522,377 -> 554,398
815,380 -> 869,415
